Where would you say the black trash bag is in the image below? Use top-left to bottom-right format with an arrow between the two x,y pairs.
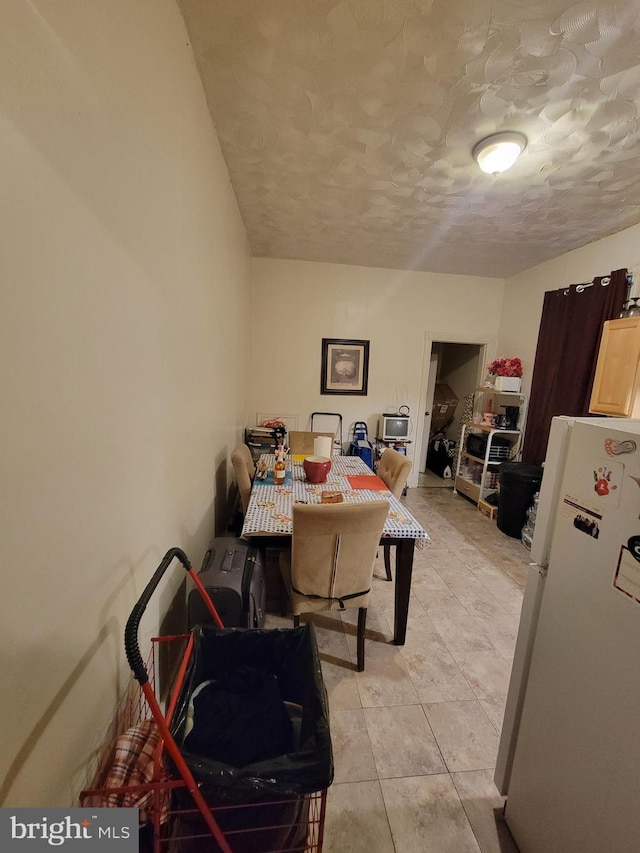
183,665 -> 294,767
170,623 -> 333,801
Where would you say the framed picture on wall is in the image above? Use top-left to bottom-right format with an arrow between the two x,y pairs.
321,338 -> 369,395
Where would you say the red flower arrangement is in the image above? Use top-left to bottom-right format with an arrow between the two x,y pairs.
487,357 -> 523,378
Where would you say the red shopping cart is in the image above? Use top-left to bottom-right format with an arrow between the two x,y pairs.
80,547 -> 331,852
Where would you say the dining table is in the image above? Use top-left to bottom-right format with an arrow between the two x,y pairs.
241,453 -> 430,645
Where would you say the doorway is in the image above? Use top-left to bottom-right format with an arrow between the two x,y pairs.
414,334 -> 495,489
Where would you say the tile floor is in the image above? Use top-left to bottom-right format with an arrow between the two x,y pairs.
266,484 -> 530,852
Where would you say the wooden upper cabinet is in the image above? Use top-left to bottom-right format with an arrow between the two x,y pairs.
589,317 -> 640,417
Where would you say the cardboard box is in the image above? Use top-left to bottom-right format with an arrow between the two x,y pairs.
288,431 -> 334,455
430,384 -> 459,436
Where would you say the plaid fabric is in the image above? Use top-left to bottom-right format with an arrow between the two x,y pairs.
101,719 -> 171,824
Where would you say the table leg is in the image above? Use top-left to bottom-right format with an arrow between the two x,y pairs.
393,538 -> 415,645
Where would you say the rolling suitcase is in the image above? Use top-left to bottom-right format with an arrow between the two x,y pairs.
188,537 -> 265,629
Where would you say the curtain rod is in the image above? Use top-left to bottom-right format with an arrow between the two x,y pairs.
564,272 -> 632,295
575,276 -> 611,293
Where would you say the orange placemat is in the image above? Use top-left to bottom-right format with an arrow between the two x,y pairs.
346,475 -> 389,491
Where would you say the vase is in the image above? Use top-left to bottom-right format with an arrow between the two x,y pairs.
494,376 -> 521,393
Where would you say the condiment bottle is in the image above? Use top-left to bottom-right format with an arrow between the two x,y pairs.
273,444 -> 287,486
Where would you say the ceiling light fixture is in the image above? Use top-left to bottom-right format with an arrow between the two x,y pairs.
473,132 -> 527,175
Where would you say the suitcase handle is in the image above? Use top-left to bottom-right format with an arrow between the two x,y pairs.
125,547 -> 223,684
221,548 -> 234,573
202,546 -> 237,574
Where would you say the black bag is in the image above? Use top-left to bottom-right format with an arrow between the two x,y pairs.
171,623 -> 333,798
188,537 -> 265,629
170,624 -> 333,851
427,436 -> 456,478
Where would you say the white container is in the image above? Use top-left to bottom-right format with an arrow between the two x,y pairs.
313,435 -> 333,458
494,376 -> 521,392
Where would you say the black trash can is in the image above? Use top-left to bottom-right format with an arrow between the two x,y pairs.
497,462 -> 543,538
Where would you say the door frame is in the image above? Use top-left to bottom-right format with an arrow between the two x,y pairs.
410,331 -> 497,488
421,351 -> 440,472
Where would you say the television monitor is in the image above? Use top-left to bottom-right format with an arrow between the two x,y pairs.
378,415 -> 410,442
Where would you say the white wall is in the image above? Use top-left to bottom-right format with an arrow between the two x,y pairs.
0,0 -> 250,806
250,258 -> 505,482
499,223 -> 640,400
251,223 -> 640,481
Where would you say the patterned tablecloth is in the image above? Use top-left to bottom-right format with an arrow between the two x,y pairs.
242,455 -> 429,545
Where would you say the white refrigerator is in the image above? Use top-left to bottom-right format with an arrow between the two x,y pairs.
495,416 -> 640,853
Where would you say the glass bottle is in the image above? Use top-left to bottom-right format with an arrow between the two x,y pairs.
626,298 -> 640,317
273,444 -> 286,486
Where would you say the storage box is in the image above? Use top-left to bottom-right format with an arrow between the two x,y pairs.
430,384 -> 459,436
494,376 -> 521,392
478,499 -> 498,520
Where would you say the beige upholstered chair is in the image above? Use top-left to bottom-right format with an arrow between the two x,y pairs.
279,501 -> 389,671
231,444 -> 256,515
377,448 -> 412,581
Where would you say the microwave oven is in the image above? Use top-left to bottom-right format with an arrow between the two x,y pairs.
467,433 -> 511,459
378,415 -> 410,442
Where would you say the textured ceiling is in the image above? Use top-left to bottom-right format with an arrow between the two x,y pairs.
178,0 -> 640,278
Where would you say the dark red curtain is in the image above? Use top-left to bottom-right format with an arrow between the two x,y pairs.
522,268 -> 628,466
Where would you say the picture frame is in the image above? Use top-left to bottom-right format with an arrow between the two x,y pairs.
321,338 -> 369,395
